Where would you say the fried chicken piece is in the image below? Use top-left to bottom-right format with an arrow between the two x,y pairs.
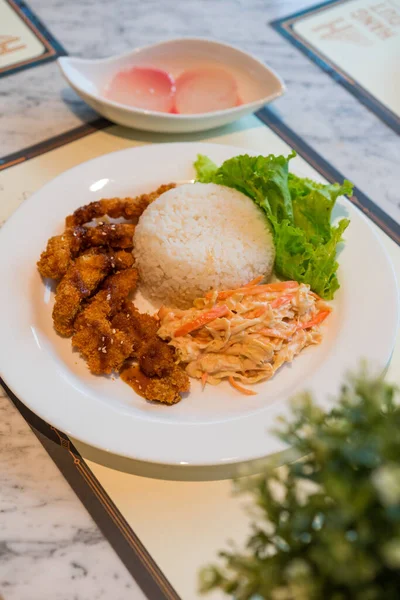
72,269 -> 138,374
65,183 -> 176,228
110,250 -> 135,270
112,304 -> 190,404
74,324 -> 133,375
37,227 -> 86,279
52,250 -> 111,336
52,250 -> 133,337
39,184 -> 173,280
85,223 -> 135,249
145,366 -> 190,405
37,224 -> 135,280
111,303 -> 159,357
138,338 -> 176,378
74,269 -> 138,330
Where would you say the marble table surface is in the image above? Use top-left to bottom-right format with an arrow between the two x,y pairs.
0,1 -> 399,599
0,386 -> 144,600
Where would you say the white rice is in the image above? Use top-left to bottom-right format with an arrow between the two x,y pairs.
133,183 -> 275,308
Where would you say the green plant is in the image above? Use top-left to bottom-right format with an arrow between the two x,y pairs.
199,369 -> 400,600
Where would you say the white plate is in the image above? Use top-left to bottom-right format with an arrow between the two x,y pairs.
0,143 -> 398,467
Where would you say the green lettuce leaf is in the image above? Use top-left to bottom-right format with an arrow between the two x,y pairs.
194,153 -> 353,299
289,174 -> 353,244
195,152 -> 296,223
193,155 -> 218,183
271,216 -> 350,299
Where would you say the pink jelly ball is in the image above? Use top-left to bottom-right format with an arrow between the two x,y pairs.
106,66 -> 176,113
175,67 -> 239,114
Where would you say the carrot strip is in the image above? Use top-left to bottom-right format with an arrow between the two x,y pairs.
298,310 -> 331,330
229,376 -> 257,396
242,285 -> 293,298
174,305 -> 229,337
210,281 -> 298,301
270,293 -> 296,309
246,305 -> 267,319
258,281 -> 298,292
244,275 -> 264,287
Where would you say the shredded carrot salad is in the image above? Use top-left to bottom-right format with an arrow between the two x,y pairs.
157,280 -> 331,395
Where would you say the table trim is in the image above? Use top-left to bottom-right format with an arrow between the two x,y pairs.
0,118 -> 110,171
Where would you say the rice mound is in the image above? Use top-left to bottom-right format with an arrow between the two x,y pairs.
133,183 -> 275,308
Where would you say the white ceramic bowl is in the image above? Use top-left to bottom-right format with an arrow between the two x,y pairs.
58,38 -> 285,133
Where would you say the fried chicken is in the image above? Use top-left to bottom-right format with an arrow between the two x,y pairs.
74,325 -> 132,375
111,303 -> 159,357
72,269 -> 138,374
109,250 -> 135,270
37,224 -> 135,279
37,227 -> 86,279
111,304 -> 190,404
74,269 -> 138,330
85,223 -> 135,249
38,182 -> 189,405
52,250 -> 134,337
138,338 -> 176,378
145,366 -> 190,405
65,184 -> 175,228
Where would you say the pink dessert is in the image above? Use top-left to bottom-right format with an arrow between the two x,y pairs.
105,66 -> 176,113
105,65 -> 240,115
174,67 -> 239,114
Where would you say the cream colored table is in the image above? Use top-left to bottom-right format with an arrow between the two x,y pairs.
1,114 -> 399,600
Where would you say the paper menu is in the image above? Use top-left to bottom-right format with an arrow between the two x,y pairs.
291,0 -> 400,119
0,0 -> 45,70
0,0 -> 64,77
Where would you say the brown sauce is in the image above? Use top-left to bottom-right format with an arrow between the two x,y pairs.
120,364 -> 151,399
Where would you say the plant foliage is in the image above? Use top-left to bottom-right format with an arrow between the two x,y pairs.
200,370 -> 400,599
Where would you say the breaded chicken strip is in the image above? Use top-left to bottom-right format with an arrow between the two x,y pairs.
52,250 -> 134,336
112,304 -> 190,404
65,184 -> 176,228
72,269 -> 138,374
111,304 -> 159,358
144,366 -> 190,405
37,223 -> 135,279
37,227 -> 86,279
138,338 -> 176,378
112,305 -> 176,375
74,269 -> 138,331
109,250 -> 135,270
85,223 -> 135,249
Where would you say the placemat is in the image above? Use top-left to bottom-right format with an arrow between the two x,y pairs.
1,108 -> 399,244
1,114 -> 399,600
272,0 -> 400,134
0,0 -> 65,77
